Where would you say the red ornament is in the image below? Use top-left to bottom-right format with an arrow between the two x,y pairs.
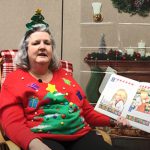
122,56 -> 126,60
61,114 -> 66,119
136,53 -> 141,58
108,49 -> 113,54
115,50 -> 119,55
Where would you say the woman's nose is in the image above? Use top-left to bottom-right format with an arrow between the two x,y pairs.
39,41 -> 46,49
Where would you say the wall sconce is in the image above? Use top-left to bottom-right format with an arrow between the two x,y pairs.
92,2 -> 103,22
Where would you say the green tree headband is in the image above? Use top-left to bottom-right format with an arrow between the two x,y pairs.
26,9 -> 49,30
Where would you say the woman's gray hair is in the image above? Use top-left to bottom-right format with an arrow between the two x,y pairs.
14,24 -> 60,71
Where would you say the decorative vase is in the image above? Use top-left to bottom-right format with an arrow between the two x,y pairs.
86,66 -> 104,103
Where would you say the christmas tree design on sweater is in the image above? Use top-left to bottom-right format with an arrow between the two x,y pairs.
31,83 -> 85,134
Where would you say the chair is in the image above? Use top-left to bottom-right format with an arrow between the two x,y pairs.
0,130 -> 20,150
0,49 -> 112,149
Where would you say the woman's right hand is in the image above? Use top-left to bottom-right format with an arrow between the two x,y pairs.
29,138 -> 52,150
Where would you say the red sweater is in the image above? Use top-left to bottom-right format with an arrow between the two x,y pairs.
0,68 -> 110,150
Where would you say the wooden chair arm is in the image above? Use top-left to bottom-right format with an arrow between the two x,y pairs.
0,130 -> 5,142
5,141 -> 20,150
0,130 -> 20,150
0,142 -> 10,150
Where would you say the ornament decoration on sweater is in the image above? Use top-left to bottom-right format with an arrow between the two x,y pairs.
76,91 -> 83,101
63,78 -> 71,86
27,83 -> 40,91
29,96 -> 39,108
30,81 -> 86,134
46,84 -> 57,93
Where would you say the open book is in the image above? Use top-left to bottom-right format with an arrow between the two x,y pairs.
94,73 -> 150,133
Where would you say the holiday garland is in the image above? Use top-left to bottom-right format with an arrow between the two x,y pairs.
111,0 -> 150,16
84,49 -> 150,61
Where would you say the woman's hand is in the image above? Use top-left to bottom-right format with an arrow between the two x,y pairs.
116,116 -> 130,127
110,116 -> 130,128
29,138 -> 52,150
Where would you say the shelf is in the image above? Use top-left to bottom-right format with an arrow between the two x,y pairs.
84,60 -> 150,82
119,23 -> 150,26
80,46 -> 118,49
80,47 -> 150,50
85,60 -> 150,68
80,22 -> 114,25
80,22 -> 150,26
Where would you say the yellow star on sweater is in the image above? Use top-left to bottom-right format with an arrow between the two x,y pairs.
46,84 -> 57,93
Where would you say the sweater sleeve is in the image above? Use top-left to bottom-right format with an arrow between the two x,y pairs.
82,98 -> 110,127
0,78 -> 41,150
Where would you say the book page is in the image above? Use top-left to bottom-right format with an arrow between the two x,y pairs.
126,82 -> 150,133
94,74 -> 139,120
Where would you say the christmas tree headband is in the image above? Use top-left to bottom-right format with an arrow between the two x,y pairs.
26,9 -> 49,30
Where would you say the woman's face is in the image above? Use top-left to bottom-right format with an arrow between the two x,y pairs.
27,31 -> 53,66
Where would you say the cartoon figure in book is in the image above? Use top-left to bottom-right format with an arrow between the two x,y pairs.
128,98 -> 141,112
108,89 -> 127,111
129,90 -> 142,112
145,101 -> 150,113
136,90 -> 150,114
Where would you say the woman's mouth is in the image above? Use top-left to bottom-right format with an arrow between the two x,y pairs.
38,53 -> 47,56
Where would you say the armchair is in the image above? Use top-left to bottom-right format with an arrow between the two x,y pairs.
0,130 -> 20,150
0,49 -> 112,149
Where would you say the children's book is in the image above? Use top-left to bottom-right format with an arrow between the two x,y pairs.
94,73 -> 150,133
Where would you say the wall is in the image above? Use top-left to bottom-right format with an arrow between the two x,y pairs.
0,0 -> 150,92
63,0 -> 80,82
0,0 -> 62,58
80,0 -> 150,91
0,0 -> 81,82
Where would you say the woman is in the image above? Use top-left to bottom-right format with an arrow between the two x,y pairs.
0,22 -> 128,150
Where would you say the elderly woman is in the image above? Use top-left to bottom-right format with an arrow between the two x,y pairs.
0,11 -> 128,150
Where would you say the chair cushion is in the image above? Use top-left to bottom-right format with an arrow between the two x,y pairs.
0,50 -> 18,85
0,49 -> 73,85
60,60 -> 73,74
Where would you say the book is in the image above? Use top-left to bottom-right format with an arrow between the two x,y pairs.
94,73 -> 150,133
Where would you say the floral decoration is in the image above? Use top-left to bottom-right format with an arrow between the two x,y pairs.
84,49 -> 150,61
111,0 -> 150,16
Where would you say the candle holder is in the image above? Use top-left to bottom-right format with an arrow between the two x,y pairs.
145,49 -> 150,57
126,47 -> 134,56
138,40 -> 146,57
92,2 -> 103,22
